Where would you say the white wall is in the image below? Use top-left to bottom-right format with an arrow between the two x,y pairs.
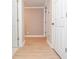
12,0 -> 18,56
12,0 -> 18,48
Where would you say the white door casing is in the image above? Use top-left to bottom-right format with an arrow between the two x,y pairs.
18,0 -> 24,47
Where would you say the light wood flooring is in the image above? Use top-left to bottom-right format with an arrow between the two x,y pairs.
13,37 -> 60,59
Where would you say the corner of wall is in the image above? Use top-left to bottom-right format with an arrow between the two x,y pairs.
12,48 -> 18,56
47,39 -> 54,48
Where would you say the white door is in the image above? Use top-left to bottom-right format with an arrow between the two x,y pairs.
53,0 -> 67,59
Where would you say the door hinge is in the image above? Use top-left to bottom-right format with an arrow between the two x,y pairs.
17,37 -> 19,40
65,48 -> 67,53
17,0 -> 18,3
45,10 -> 47,13
51,23 -> 54,25
17,37 -> 19,46
66,12 -> 67,18
17,19 -> 19,22
45,6 -> 47,9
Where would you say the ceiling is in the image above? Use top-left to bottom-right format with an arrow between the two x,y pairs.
24,0 -> 46,7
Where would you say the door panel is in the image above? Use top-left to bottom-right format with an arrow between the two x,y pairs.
53,0 -> 67,59
55,27 -> 66,58
55,18 -> 66,27
55,0 -> 67,18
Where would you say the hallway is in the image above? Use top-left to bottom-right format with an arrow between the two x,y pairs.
13,37 -> 60,59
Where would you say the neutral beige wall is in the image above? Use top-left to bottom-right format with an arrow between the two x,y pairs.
24,8 -> 44,35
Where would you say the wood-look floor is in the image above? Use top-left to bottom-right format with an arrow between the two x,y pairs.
13,37 -> 60,59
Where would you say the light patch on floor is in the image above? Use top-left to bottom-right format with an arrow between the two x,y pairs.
13,37 -> 60,59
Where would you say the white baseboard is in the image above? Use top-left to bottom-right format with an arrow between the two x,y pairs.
24,35 -> 45,37
47,39 -> 54,48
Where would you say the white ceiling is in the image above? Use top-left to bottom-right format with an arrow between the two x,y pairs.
24,0 -> 46,7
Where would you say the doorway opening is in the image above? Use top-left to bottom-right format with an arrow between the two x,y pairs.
23,0 -> 53,50
12,0 -> 67,59
24,7 -> 45,37
13,0 -> 60,59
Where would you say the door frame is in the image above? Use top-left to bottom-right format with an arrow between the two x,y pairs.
17,0 -> 24,47
24,7 -> 46,37
18,0 -> 48,47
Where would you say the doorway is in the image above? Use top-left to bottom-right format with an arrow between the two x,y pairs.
12,0 -> 67,59
13,0 -> 60,59
24,7 -> 45,37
